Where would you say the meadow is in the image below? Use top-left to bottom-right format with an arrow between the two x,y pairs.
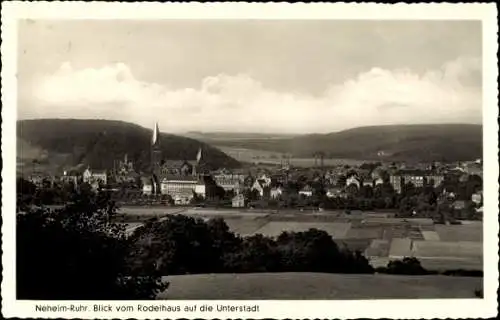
159,272 -> 483,300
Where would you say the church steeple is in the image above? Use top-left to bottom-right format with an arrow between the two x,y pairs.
196,147 -> 202,164
151,122 -> 162,183
152,121 -> 160,147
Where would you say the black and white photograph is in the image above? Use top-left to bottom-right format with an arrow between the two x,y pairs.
2,2 -> 498,319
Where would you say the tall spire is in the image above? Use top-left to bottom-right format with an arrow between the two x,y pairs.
196,147 -> 202,163
152,121 -> 160,146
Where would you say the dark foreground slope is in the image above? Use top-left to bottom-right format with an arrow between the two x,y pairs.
17,119 -> 240,172
159,272 -> 482,299
210,124 -> 482,162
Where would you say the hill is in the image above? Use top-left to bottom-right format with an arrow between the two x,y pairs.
210,124 -> 482,162
159,272 -> 482,299
17,119 -> 240,173
184,131 -> 296,141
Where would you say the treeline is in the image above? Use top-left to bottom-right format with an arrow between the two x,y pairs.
129,215 -> 374,275
375,257 -> 483,277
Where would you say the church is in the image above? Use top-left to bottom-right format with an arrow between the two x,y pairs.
142,122 -> 208,204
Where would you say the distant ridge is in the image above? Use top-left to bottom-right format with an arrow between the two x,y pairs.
17,119 -> 241,172
208,124 -> 482,162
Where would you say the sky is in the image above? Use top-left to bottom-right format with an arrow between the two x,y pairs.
18,19 -> 482,134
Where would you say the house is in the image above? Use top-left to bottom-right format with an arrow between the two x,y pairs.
458,174 -> 469,183
232,194 -> 247,208
471,191 -> 483,205
362,179 -> 373,188
346,176 -> 361,189
28,174 -> 47,188
270,186 -> 284,199
251,177 -> 271,198
213,173 -> 245,194
374,177 -> 384,186
370,167 -> 385,180
464,162 -> 482,177
326,187 -> 343,198
451,200 -> 466,210
83,167 -> 107,190
173,195 -> 191,205
60,173 -> 79,189
442,189 -> 457,200
389,175 -> 403,193
194,180 -> 207,199
141,176 -> 155,195
299,185 -> 313,197
426,174 -> 445,188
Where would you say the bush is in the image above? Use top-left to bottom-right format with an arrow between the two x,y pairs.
382,257 -> 430,275
441,269 -> 483,277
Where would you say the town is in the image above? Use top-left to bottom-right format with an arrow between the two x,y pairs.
19,122 -> 484,224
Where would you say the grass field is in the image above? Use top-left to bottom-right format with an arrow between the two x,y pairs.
158,272 -> 483,300
421,231 -> 441,241
388,238 -> 413,258
435,224 -> 483,242
412,241 -> 482,259
344,227 -> 384,239
254,221 -> 352,238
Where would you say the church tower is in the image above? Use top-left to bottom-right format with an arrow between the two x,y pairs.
192,147 -> 202,176
151,121 -> 162,179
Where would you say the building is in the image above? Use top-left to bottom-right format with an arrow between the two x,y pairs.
145,121 -> 206,202
160,175 -> 198,202
251,175 -> 272,198
232,194 -> 247,208
213,173 -> 245,194
471,191 -> 483,205
60,172 -> 79,189
346,176 -> 361,189
141,176 -> 155,195
389,175 -> 403,193
389,170 -> 444,193
299,185 -> 313,197
464,162 -> 482,177
362,179 -> 373,188
452,200 -> 466,211
114,154 -> 138,183
326,187 -> 343,198
83,167 -> 107,190
426,174 -> 445,188
270,186 -> 284,199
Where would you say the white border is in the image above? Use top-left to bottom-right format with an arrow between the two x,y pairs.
2,2 -> 498,319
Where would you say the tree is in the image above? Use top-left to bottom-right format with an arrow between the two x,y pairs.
17,189 -> 167,299
17,178 -> 37,208
129,215 -> 225,275
385,257 -> 428,275
224,234 -> 281,273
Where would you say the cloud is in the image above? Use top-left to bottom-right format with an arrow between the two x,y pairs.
25,56 -> 482,133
